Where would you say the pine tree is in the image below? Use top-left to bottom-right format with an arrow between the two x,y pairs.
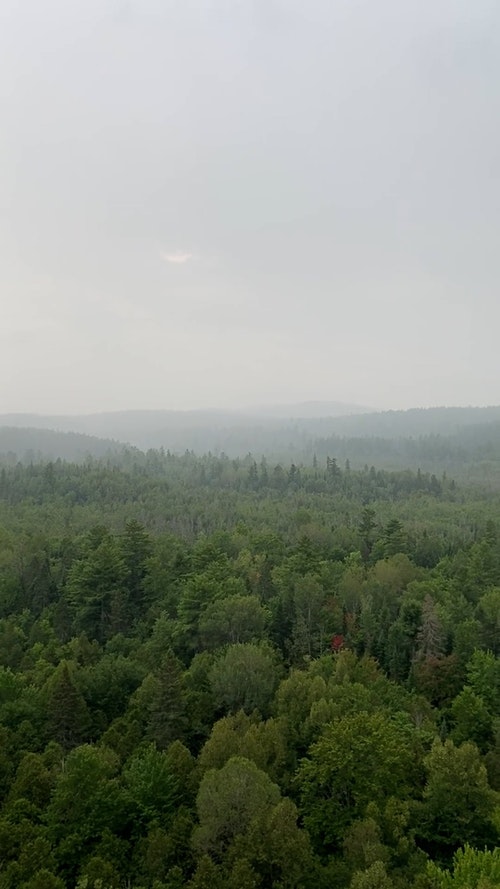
148,654 -> 188,749
45,661 -> 90,750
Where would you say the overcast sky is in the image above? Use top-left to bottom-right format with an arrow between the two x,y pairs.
1,0 -> 499,414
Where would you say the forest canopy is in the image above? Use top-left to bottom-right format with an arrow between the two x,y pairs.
0,438 -> 498,888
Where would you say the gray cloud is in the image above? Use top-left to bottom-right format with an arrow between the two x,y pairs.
1,0 -> 499,412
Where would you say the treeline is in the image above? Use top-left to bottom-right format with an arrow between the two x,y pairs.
0,451 -> 449,501
0,456 -> 498,887
3,407 -> 500,480
0,426 -> 122,464
0,453 -> 471,552
309,426 -> 500,481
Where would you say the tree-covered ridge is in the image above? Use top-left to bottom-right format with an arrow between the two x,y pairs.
0,427 -> 123,464
4,405 -> 500,484
0,455 -> 498,887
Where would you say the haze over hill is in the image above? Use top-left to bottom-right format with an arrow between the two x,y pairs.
0,400 -> 370,437
2,403 -> 499,442
0,426 -> 123,463
246,401 -> 372,419
0,402 -> 371,459
3,406 -> 500,485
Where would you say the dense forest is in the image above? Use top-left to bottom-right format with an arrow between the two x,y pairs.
0,444 -> 499,888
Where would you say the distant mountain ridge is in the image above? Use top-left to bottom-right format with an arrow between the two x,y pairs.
1,403 -> 499,439
2,404 -> 500,468
313,405 -> 500,437
0,426 -> 123,463
0,400 -> 370,431
0,402 -> 371,449
246,401 -> 372,419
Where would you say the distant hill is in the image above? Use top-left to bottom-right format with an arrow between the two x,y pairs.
317,406 -> 500,438
0,403 -> 370,453
2,405 -> 500,472
247,401 -> 372,419
0,400 -> 370,433
0,427 -> 124,463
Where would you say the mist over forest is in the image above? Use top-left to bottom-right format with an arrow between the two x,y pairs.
3,404 -> 500,485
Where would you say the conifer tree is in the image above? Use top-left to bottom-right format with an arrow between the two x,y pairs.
45,661 -> 90,750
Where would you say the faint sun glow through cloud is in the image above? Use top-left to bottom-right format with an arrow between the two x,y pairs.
161,251 -> 194,264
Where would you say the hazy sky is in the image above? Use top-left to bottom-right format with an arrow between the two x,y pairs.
1,0 -> 499,414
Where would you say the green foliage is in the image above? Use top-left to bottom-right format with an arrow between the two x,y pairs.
198,595 -> 270,651
8,752 -> 53,811
66,533 -> 129,642
20,870 -> 66,889
44,660 -> 91,749
466,650 -> 500,713
209,642 -> 282,716
45,744 -> 124,877
0,448 -> 499,886
426,844 -> 500,888
450,687 -> 493,751
298,711 -> 414,853
122,744 -> 179,827
418,739 -> 499,857
350,861 -> 395,889
194,756 -> 281,856
198,711 -> 286,782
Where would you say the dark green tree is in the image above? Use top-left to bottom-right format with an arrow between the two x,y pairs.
66,534 -> 128,642
418,738 -> 498,858
298,711 -> 414,853
44,661 -> 91,750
